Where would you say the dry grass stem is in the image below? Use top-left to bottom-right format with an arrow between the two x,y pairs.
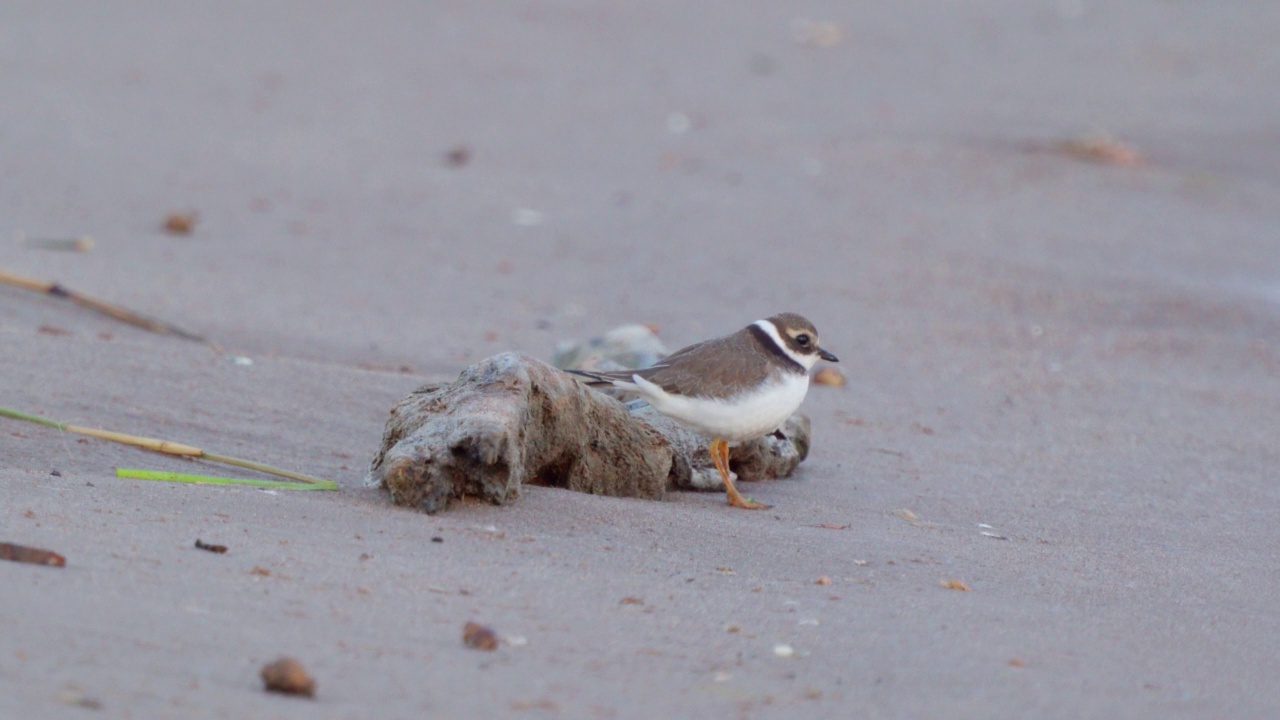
0,267 -> 203,340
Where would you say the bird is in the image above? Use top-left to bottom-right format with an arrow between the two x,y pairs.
567,312 -> 837,509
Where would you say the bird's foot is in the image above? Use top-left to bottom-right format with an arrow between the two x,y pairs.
710,437 -> 772,510
725,487 -> 772,510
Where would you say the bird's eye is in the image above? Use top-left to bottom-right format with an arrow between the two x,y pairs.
795,333 -> 811,347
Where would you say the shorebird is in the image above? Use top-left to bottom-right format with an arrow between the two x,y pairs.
568,312 -> 837,509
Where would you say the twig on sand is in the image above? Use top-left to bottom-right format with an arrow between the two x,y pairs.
19,233 -> 95,253
0,405 -> 329,486
0,267 -> 204,341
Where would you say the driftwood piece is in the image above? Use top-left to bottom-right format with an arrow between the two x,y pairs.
368,353 -> 810,513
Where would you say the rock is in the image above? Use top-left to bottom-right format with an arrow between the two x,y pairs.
368,353 -> 672,512
260,657 -> 315,698
462,621 -> 500,651
552,323 -> 668,392
632,405 -> 810,491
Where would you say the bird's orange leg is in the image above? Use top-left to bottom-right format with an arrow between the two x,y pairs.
709,438 -> 770,510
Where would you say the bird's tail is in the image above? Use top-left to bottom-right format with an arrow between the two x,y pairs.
563,368 -> 622,386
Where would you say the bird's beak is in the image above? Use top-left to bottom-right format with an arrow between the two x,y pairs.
819,348 -> 839,362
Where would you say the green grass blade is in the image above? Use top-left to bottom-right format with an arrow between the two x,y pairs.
0,405 -> 66,430
115,468 -> 339,491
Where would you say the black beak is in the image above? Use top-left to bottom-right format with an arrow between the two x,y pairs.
819,348 -> 839,362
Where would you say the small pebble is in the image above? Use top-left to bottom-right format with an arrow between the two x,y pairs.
260,657 -> 315,698
463,621 -> 500,651
812,366 -> 845,387
444,145 -> 471,167
162,211 -> 198,235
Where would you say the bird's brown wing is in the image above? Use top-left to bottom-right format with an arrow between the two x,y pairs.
631,330 -> 774,400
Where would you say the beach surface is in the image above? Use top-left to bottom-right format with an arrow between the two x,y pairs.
2,2 -> 1279,718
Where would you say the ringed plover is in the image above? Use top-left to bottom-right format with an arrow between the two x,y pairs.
568,312 -> 837,509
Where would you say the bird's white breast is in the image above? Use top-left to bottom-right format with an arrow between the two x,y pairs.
633,371 -> 810,442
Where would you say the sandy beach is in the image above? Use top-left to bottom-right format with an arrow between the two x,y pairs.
3,2 -> 1279,718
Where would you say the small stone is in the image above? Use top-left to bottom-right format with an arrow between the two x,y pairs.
162,211 -> 198,235
812,366 -> 845,387
463,621 -> 500,651
444,145 -> 471,167
0,542 -> 65,567
260,657 -> 315,698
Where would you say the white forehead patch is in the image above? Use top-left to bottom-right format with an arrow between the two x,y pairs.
753,319 -> 820,370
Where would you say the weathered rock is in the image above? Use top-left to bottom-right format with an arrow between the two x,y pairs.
632,406 -> 810,490
368,352 -> 811,513
368,353 -> 672,512
552,323 -> 668,375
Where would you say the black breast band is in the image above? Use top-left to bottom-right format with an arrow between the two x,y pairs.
748,324 -> 805,373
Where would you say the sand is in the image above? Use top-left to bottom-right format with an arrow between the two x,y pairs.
2,2 -> 1279,718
